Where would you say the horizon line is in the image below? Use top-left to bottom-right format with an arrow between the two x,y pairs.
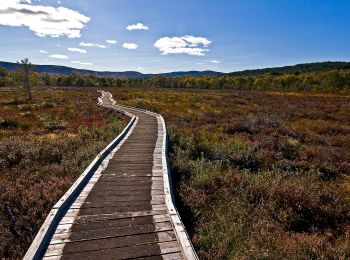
1,59 -> 349,75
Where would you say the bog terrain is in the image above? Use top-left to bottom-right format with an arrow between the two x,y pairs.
0,84 -> 349,259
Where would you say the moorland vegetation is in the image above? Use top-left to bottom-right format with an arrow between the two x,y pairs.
113,88 -> 350,259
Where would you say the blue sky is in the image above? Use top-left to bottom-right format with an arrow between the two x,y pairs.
0,0 -> 350,73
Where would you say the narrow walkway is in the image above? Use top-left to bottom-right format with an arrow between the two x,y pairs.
40,92 -> 187,259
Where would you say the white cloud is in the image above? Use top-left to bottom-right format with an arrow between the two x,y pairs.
196,60 -> 221,66
0,0 -> 90,38
39,49 -> 48,53
106,39 -> 117,44
122,43 -> 138,50
79,42 -> 107,48
50,54 -> 68,59
68,47 -> 87,54
154,35 -> 212,56
71,61 -> 92,66
126,22 -> 149,31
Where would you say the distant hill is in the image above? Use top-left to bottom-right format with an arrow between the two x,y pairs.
0,61 -> 146,78
0,61 -> 224,78
1,61 -> 350,78
228,61 -> 350,77
158,71 -> 224,77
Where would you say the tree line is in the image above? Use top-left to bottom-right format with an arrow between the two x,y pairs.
227,61 -> 350,77
1,61 -> 350,94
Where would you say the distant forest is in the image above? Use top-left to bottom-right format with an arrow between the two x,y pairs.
1,62 -> 350,92
228,61 -> 350,76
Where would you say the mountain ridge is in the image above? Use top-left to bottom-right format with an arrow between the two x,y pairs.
1,60 -> 350,78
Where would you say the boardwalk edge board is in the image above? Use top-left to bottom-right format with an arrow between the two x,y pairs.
24,93 -> 137,260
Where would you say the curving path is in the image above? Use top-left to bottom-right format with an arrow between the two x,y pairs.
25,91 -> 197,260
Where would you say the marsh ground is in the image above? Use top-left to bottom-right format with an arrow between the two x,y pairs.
112,88 -> 350,259
1,87 -> 349,259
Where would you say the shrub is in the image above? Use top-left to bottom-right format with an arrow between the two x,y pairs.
0,118 -> 18,129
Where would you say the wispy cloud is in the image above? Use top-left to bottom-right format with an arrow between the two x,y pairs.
50,54 -> 68,59
122,43 -> 138,49
71,60 -> 93,66
154,36 -> 212,56
68,47 -> 87,54
106,40 -> 117,44
79,42 -> 107,48
39,50 -> 48,54
196,60 -> 221,65
0,0 -> 90,38
126,23 -> 149,31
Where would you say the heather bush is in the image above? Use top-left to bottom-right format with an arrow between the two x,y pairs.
169,132 -> 350,258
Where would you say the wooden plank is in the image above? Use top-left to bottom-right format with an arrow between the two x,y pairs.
92,184 -> 164,191
78,205 -> 153,215
77,204 -> 167,216
60,213 -> 169,225
45,231 -> 177,256
53,241 -> 181,260
140,252 -> 183,260
72,200 -> 165,209
51,222 -> 173,244
82,194 -> 165,202
57,216 -> 159,233
65,210 -> 168,221
81,189 -> 164,196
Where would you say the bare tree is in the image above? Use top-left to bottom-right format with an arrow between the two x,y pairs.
17,58 -> 33,101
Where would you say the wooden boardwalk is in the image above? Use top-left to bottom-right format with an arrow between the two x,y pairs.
25,92 -> 197,260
